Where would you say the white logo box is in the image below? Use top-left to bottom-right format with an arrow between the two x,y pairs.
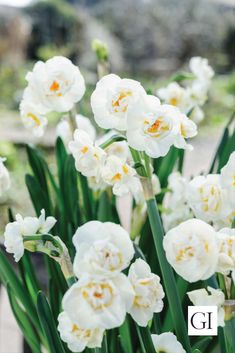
188,306 -> 218,336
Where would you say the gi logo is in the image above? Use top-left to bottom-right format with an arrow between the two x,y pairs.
188,306 -> 218,336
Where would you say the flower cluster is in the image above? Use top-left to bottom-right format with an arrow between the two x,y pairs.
20,56 -> 85,136
162,151 -> 235,230
157,57 -> 214,124
163,218 -> 235,284
58,221 -> 165,351
0,157 -> 10,198
91,75 -> 197,159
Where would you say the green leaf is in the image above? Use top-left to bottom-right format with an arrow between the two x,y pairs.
0,249 -> 41,333
37,291 -> 66,353
155,147 -> 179,188
97,191 -> 112,222
135,325 -> 155,353
170,71 -> 195,82
18,253 -> 40,304
7,284 -> 42,353
146,198 -> 191,352
119,318 -> 134,353
25,174 -> 50,216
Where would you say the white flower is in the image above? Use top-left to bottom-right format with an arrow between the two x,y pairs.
186,81 -> 209,107
157,82 -> 187,109
221,152 -> 235,209
216,228 -> 235,275
25,56 -> 85,113
4,209 -> 56,262
73,221 -> 134,278
128,259 -> 164,327
187,174 -> 230,223
187,286 -> 225,327
0,157 -> 10,197
91,74 -> 146,131
58,311 -> 104,352
88,176 -> 108,192
56,114 -> 96,148
68,130 -> 106,180
189,57 -> 214,82
163,219 -> 219,282
189,106 -> 204,124
162,172 -> 193,231
151,332 -> 186,353
62,273 -> 134,329
126,95 -> 196,158
20,99 -> 48,137
174,111 -> 197,151
101,155 -> 139,197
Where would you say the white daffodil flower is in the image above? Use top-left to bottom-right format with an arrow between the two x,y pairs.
187,174 -> 230,223
221,151 -> 235,209
25,56 -> 85,113
20,99 -> 48,137
128,259 -> 164,327
151,332 -> 186,353
91,73 -> 146,131
58,311 -> 104,352
162,172 -> 193,231
216,228 -> 235,275
73,221 -> 134,278
187,286 -> 225,327
101,155 -> 139,197
88,176 -> 108,192
4,209 -> 56,262
56,114 -> 96,148
68,130 -> 106,180
189,57 -> 214,82
163,219 -> 219,282
174,111 -> 197,151
126,95 -> 196,158
157,82 -> 187,110
0,157 -> 10,197
62,273 -> 134,330
189,106 -> 205,124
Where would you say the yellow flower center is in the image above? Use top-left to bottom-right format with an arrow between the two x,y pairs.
50,80 -> 60,92
112,91 -> 132,113
81,146 -> 89,154
82,283 -> 114,310
27,113 -> 41,126
169,97 -> 178,106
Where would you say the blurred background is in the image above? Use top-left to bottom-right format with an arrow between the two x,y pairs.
0,1 -> 234,352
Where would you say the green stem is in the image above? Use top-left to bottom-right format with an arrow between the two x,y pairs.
99,135 -> 127,150
146,196 -> 191,352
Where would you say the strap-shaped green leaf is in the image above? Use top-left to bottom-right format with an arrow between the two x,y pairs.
37,291 -> 66,353
7,284 -> 42,353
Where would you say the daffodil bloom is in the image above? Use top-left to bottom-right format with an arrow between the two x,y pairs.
101,155 -> 139,197
128,259 -> 164,327
126,95 -> 196,158
162,172 -> 193,231
58,311 -> 104,352
216,228 -> 235,275
20,99 -> 48,137
56,114 -> 96,148
187,286 -> 225,327
4,209 -> 56,262
73,221 -> 134,278
62,273 -> 134,329
157,82 -> 187,109
187,174 -> 230,223
69,130 -> 106,180
91,74 -> 146,131
0,157 -> 10,197
189,56 -> 214,82
151,332 -> 186,353
25,56 -> 85,113
221,151 -> 235,209
163,219 -> 219,282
